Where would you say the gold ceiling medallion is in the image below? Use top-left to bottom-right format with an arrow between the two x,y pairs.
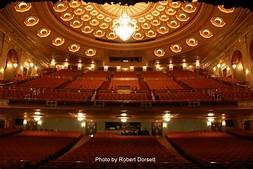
167,20 -> 180,29
52,37 -> 65,46
169,2 -> 181,9
94,30 -> 105,38
157,26 -> 169,35
99,23 -> 109,29
61,13 -> 74,21
186,38 -> 198,47
145,14 -> 154,20
218,5 -> 235,13
81,26 -> 93,34
154,49 -> 165,57
159,1 -> 168,6
145,30 -> 157,38
200,29 -> 213,38
69,0 -> 81,8
182,4 -> 196,13
152,10 -> 160,17
15,2 -> 32,12
68,44 -> 80,52
74,7 -> 85,15
132,32 -> 144,40
81,14 -> 91,21
141,23 -> 151,30
85,48 -> 96,57
104,17 -> 112,22
70,20 -> 83,28
156,5 -> 165,12
166,8 -> 176,16
53,1 -> 68,13
37,28 -> 51,38
97,14 -> 105,20
210,17 -> 226,27
90,19 -> 100,26
24,16 -> 39,27
138,17 -> 146,23
159,14 -> 170,21
106,32 -> 117,40
85,5 -> 94,11
151,20 -> 161,26
176,13 -> 189,22
90,10 -> 99,16
170,44 -> 182,53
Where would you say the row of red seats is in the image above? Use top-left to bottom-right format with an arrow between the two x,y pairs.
64,79 -> 104,90
112,72 -> 138,78
154,91 -> 212,102
167,131 -> 253,164
146,79 -> 183,90
109,79 -> 140,90
19,77 -> 68,88
0,131 -> 80,168
98,92 -> 149,101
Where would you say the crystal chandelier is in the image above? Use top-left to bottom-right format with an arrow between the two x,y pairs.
113,13 -> 136,41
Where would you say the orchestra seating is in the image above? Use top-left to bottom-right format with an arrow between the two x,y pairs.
167,131 -> 253,167
41,135 -> 193,169
64,79 -> 104,90
0,131 -> 81,169
145,79 -> 183,90
0,128 -> 21,137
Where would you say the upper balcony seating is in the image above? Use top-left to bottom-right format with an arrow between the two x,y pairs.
112,72 -> 137,78
19,77 -> 68,89
167,131 -> 253,164
146,79 -> 183,90
98,91 -> 149,101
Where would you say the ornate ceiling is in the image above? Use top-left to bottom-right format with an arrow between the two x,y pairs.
1,0 -> 252,66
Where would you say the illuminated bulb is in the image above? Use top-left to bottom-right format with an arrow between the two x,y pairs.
51,59 -> 56,66
77,113 -> 85,121
34,116 -> 41,121
213,67 -> 216,72
81,121 -> 86,127
37,120 -> 42,125
34,111 -> 40,115
195,59 -> 200,68
30,62 -> 34,68
207,121 -> 212,126
0,68 -> 4,73
23,119 -> 27,125
90,63 -> 95,69
77,63 -> 82,70
13,63 -> 18,68
116,66 -> 121,71
130,66 -> 134,71
142,66 -> 147,71
217,64 -> 221,68
64,62 -> 69,68
245,69 -> 250,75
163,113 -> 171,122
163,122 -> 168,128
121,113 -> 127,117
208,113 -> 214,117
169,62 -> 173,71
104,65 -> 108,71
121,117 -> 128,123
182,63 -> 187,69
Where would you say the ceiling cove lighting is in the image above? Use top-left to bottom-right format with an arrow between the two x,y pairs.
113,13 -> 136,41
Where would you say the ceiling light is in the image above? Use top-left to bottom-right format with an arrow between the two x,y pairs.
113,13 -> 136,41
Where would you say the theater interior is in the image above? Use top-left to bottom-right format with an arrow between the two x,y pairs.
0,0 -> 253,169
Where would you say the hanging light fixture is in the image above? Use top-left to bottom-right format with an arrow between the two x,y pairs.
113,11 -> 136,41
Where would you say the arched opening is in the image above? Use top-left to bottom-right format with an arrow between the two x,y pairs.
231,50 -> 245,82
4,49 -> 19,80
